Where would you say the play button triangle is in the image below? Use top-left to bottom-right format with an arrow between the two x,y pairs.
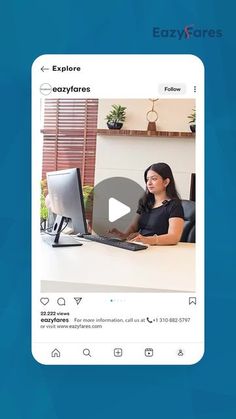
91,177 -> 145,235
109,197 -> 131,222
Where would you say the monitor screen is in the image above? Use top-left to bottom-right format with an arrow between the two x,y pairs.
46,168 -> 88,246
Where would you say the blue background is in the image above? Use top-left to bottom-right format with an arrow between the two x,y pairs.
0,1 -> 235,418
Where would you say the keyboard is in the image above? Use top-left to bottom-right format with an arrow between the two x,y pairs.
83,235 -> 148,251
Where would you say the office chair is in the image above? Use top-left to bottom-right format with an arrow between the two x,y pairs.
180,200 -> 195,243
188,225 -> 195,243
190,173 -> 196,201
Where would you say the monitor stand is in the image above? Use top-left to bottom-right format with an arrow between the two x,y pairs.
51,215 -> 83,247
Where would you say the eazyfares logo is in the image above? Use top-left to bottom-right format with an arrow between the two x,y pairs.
153,25 -> 223,39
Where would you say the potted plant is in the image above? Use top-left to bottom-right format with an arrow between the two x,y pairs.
105,104 -> 127,129
82,185 -> 94,232
40,179 -> 48,230
188,108 -> 196,133
82,185 -> 93,212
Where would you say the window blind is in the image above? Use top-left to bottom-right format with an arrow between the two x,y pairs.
41,99 -> 98,187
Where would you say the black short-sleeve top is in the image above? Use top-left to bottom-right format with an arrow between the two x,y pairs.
137,199 -> 184,236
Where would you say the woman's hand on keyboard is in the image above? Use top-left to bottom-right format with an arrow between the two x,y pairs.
130,234 -> 157,245
126,232 -> 140,241
108,228 -> 126,240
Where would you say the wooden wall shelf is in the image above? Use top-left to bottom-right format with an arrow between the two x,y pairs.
97,129 -> 195,138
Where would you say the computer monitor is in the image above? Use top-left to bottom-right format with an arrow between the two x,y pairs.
46,168 -> 88,247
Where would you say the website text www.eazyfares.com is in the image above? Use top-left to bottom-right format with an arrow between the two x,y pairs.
32,54 -> 204,365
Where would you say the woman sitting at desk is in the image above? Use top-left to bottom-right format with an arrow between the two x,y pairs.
110,162 -> 184,245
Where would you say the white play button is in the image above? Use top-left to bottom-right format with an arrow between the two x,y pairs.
108,197 -> 131,222
91,177 -> 145,235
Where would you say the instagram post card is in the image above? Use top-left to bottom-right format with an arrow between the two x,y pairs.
32,54 -> 204,365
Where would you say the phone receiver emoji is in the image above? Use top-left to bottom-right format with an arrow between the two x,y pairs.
146,317 -> 153,323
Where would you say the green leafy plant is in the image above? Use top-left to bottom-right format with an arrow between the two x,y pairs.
106,104 -> 127,123
188,108 -> 196,124
40,179 -> 48,221
82,185 -> 94,212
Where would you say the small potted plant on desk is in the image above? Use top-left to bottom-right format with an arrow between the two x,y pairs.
106,104 -> 126,129
188,108 -> 196,133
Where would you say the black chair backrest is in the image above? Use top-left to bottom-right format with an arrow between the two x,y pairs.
188,225 -> 195,243
180,200 -> 195,243
190,173 -> 196,201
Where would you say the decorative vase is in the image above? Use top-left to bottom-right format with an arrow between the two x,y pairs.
190,124 -> 195,133
107,122 -> 123,129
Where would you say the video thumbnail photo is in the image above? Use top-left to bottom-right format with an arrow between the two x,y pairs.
39,98 -> 196,293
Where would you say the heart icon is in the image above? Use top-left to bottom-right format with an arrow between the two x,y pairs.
40,298 -> 49,305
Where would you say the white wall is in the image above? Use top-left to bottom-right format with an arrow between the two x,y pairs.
95,135 -> 195,199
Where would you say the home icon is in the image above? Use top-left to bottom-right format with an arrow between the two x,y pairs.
51,348 -> 60,358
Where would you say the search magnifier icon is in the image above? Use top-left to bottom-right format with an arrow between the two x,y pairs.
83,348 -> 91,357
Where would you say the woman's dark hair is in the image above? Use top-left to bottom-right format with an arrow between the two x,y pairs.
138,162 -> 181,213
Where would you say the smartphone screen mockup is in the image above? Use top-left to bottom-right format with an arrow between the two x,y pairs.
32,54 -> 204,365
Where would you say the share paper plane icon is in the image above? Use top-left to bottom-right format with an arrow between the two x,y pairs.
74,297 -> 82,305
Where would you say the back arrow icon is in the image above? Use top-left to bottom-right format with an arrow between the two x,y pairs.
41,66 -> 49,72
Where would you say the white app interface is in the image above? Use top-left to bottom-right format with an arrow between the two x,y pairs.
32,55 -> 204,364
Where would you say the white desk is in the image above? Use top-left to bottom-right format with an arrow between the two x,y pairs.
40,235 -> 195,292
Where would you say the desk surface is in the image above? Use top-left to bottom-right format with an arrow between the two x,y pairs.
40,235 -> 195,293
